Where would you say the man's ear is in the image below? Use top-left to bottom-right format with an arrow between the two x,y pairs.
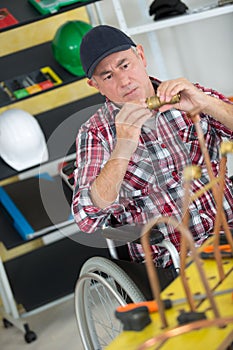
136,44 -> 147,67
87,78 -> 105,96
87,78 -> 98,89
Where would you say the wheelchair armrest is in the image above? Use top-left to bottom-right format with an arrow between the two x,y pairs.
102,225 -> 166,244
102,225 -> 180,271
101,224 -> 143,243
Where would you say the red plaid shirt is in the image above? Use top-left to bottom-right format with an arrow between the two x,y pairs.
72,78 -> 233,267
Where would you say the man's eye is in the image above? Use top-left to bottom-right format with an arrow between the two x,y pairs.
123,63 -> 129,69
104,74 -> 112,81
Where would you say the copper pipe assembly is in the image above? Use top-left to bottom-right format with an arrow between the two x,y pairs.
137,316 -> 233,350
191,113 -> 233,251
188,112 -> 233,280
136,111 -> 233,348
140,217 -> 221,330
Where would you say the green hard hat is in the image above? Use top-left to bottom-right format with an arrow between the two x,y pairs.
52,20 -> 92,77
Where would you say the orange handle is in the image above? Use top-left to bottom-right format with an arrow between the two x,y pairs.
116,300 -> 159,314
203,244 -> 231,253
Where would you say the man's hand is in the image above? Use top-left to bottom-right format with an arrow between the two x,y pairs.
156,77 -> 207,113
90,102 -> 152,209
115,102 -> 153,158
156,77 -> 233,131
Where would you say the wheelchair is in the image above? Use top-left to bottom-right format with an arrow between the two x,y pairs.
74,224 -> 180,350
60,158 -> 179,348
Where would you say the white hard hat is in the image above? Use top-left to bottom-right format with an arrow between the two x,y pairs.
0,108 -> 49,171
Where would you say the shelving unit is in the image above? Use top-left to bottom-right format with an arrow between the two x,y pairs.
0,0 -> 100,31
96,0 -> 233,86
0,0 -> 109,344
111,1 -> 233,34
0,42 -> 79,108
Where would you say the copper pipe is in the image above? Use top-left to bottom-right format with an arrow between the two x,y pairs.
218,141 -> 233,253
140,217 -> 221,329
191,117 -> 233,252
212,155 -> 227,280
212,142 -> 233,279
137,316 -> 233,350
190,177 -> 219,201
180,165 -> 202,311
140,225 -> 168,329
189,115 -> 233,280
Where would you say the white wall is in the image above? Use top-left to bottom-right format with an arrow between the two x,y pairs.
227,153 -> 233,177
95,0 -> 233,96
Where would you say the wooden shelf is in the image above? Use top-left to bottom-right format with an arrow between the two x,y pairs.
112,2 -> 233,36
0,0 -> 100,32
127,4 -> 233,35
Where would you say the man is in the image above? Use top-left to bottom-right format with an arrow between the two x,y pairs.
72,25 -> 233,269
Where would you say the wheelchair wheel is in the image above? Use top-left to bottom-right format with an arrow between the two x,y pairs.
75,256 -> 146,350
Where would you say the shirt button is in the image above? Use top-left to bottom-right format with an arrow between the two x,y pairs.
161,143 -> 166,148
163,204 -> 171,212
172,171 -> 179,181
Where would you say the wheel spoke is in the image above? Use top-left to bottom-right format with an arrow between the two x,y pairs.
75,257 -> 145,349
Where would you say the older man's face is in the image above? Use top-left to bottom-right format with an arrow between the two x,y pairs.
88,45 -> 154,105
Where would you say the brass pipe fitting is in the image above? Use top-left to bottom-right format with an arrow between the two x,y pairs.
146,94 -> 180,110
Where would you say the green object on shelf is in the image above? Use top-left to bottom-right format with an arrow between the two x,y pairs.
28,0 -> 90,15
13,88 -> 29,99
52,20 -> 92,76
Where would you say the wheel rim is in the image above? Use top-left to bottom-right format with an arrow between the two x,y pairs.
75,272 -> 136,349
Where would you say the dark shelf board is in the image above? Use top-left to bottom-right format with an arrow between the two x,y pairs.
4,236 -> 109,311
0,177 -> 72,248
0,0 -> 101,32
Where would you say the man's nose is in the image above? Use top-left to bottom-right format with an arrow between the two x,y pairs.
118,71 -> 130,87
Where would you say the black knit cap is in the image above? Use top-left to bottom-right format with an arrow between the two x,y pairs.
80,25 -> 136,78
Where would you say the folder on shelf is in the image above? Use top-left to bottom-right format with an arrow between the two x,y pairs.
0,173 -> 74,240
28,0 -> 90,15
0,8 -> 18,29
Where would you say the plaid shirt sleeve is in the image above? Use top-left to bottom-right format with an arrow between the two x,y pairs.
72,108 -> 133,233
195,82 -> 233,139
